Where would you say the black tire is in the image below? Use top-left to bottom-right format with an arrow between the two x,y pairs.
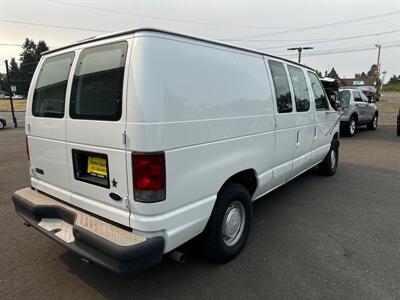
342,115 -> 356,137
318,139 -> 339,176
0,120 -> 4,130
202,183 -> 253,263
367,114 -> 378,130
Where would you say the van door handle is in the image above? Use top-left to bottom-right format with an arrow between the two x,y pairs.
296,130 -> 300,148
313,126 -> 317,141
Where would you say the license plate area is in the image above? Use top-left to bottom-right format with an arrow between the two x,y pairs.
72,149 -> 110,188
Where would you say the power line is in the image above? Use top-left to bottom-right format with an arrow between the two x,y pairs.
235,11 -> 400,40
221,38 -> 330,42
278,42 -> 400,58
257,29 -> 400,50
302,44 -> 400,58
0,43 -> 58,49
0,43 -> 23,47
0,19 -> 109,33
47,0 -> 297,30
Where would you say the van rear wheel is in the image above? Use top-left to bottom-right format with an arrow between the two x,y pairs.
202,183 -> 252,263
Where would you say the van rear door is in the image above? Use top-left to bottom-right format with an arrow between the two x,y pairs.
26,52 -> 75,203
66,41 -> 131,226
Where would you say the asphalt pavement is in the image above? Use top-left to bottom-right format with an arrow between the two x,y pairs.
0,126 -> 399,299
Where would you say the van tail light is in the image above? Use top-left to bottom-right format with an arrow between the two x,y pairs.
132,152 -> 166,202
25,136 -> 30,161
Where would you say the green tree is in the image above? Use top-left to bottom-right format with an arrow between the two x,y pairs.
367,64 -> 378,78
0,72 -> 8,95
35,40 -> 49,61
387,75 -> 399,84
315,69 -> 323,77
8,58 -> 20,94
327,67 -> 338,79
16,38 -> 49,96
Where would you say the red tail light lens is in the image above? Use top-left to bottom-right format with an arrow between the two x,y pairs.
132,152 -> 166,202
25,136 -> 30,161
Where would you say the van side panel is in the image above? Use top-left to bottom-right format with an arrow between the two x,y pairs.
126,34 -> 275,251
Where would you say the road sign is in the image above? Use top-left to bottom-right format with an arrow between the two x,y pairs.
11,85 -> 16,92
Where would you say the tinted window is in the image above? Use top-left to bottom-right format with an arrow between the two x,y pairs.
70,42 -> 128,121
288,66 -> 310,112
338,90 -> 351,108
32,52 -> 74,118
359,91 -> 369,102
308,72 -> 329,110
353,91 -> 363,102
268,61 -> 292,113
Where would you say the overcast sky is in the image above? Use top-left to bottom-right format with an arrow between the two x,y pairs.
1,0 -> 399,81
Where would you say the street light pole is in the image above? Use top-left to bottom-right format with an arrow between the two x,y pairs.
375,44 -> 381,90
287,47 -> 314,64
4,59 -> 17,128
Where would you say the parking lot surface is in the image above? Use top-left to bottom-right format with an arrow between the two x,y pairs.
0,126 -> 399,299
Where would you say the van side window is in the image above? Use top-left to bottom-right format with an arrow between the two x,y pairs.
70,42 -> 128,121
288,66 -> 310,112
308,72 -> 330,111
268,61 -> 293,113
32,52 -> 75,118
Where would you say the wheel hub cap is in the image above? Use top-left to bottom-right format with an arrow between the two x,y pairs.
222,201 -> 245,246
225,209 -> 241,237
330,150 -> 336,169
350,120 -> 355,134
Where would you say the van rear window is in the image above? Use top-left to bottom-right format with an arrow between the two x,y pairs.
70,42 -> 128,121
32,52 -> 75,118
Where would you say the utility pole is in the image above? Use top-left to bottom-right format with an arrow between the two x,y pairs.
287,47 -> 314,64
4,60 -> 17,128
375,44 -> 381,90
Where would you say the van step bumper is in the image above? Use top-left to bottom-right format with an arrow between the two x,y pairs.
12,187 -> 164,274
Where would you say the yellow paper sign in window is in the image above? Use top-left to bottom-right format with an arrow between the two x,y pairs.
87,156 -> 107,177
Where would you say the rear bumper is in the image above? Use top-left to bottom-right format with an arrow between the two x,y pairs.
12,188 -> 164,274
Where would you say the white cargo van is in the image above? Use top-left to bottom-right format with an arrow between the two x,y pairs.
13,28 -> 340,273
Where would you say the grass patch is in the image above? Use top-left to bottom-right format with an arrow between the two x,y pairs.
382,82 -> 400,92
0,100 -> 27,112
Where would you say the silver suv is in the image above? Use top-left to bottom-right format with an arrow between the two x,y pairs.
338,88 -> 378,137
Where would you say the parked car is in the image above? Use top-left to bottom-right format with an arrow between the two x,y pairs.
358,86 -> 380,102
338,88 -> 378,136
12,28 -> 341,274
0,114 -> 7,129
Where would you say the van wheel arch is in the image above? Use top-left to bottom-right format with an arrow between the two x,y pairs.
332,132 -> 339,142
218,169 -> 258,199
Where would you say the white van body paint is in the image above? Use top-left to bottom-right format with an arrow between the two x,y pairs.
25,29 -> 339,253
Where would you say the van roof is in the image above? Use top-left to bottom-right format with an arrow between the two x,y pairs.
43,27 -> 315,71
